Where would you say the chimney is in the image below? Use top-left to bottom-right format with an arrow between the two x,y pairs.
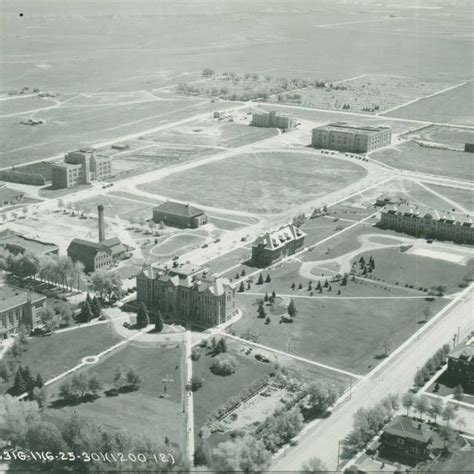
98,205 -> 105,242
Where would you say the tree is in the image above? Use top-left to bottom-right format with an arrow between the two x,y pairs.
257,273 -> 264,285
25,421 -> 67,454
71,372 -> 90,399
401,392 -> 415,416
454,384 -> 464,402
39,307 -> 61,332
429,397 -> 444,424
31,386 -> 48,409
381,336 -> 391,357
287,299 -> 297,318
300,457 -> 328,472
90,270 -> 123,302
194,439 -> 212,466
191,376 -> 204,392
271,290 -> 276,300
79,300 -> 93,323
414,396 -> 430,420
91,296 -> 102,319
136,302 -> 150,328
217,337 -> 227,353
87,373 -> 102,396
291,282 -> 296,290
155,309 -> 164,332
210,355 -> 237,376
265,274 -> 271,283
323,279 -> 329,288
202,67 -> 214,77
211,435 -> 270,472
301,380 -> 339,420
57,302 -> 73,326
422,306 -> 431,322
125,367 -> 141,390
238,281 -> 245,292
12,367 -> 27,395
442,405 -> 456,427
264,292 -> 269,302
257,303 -> 266,319
0,396 -> 40,447
316,281 -> 322,291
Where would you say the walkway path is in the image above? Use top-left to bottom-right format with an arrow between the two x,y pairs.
184,329 -> 195,465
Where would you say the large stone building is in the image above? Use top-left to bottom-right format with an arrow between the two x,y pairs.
379,203 -> 474,244
380,416 -> 443,466
250,110 -> 295,130
67,205 -> 128,273
251,224 -> 306,268
51,149 -> 113,189
136,263 -> 236,326
0,230 -> 59,257
152,201 -> 208,229
0,285 -> 46,339
312,122 -> 391,153
446,344 -> 474,393
0,185 -> 24,208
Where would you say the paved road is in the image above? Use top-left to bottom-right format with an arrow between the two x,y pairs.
271,285 -> 473,471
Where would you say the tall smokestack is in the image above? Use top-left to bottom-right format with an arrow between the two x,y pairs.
98,205 -> 105,242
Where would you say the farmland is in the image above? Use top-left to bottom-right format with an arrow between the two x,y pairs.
385,81 -> 474,125
139,151 -> 367,214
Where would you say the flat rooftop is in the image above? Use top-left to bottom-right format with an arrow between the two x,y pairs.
0,285 -> 45,313
313,122 -> 391,134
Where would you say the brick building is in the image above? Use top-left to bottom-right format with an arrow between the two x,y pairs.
152,201 -> 208,229
51,149 -> 113,189
0,285 -> 46,339
379,203 -> 474,244
446,344 -> 474,393
136,264 -> 236,327
380,416 -> 443,466
0,185 -> 24,208
251,224 -> 306,268
312,122 -> 391,153
250,110 -> 295,130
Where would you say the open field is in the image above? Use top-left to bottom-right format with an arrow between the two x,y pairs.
268,75 -> 452,114
300,217 -> 352,247
43,342 -> 185,446
385,81 -> 474,125
405,125 -> 474,148
0,324 -> 122,393
206,246 -> 253,275
423,184 -> 473,213
151,233 -> 207,257
75,194 -> 153,220
370,141 -> 473,181
140,151 -> 367,214
231,294 -> 447,375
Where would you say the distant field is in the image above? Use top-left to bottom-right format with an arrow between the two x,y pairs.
139,151 -> 367,214
424,183 -> 473,213
232,294 -> 446,374
0,95 -> 59,115
384,82 -> 474,125
406,125 -> 474,148
370,141 -> 472,181
75,194 -> 152,219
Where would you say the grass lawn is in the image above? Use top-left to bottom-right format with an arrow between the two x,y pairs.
151,233 -> 207,257
384,81 -> 474,125
423,183 -> 473,213
300,217 -> 351,247
1,323 -> 122,389
75,194 -> 152,219
139,151 -> 367,214
352,247 -> 469,294
206,246 -> 253,275
370,141 -> 473,181
231,294 -> 447,374
43,343 -> 185,447
429,449 -> 474,472
409,125 -> 474,148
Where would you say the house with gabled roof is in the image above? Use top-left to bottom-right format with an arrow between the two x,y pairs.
152,201 -> 207,229
251,224 -> 306,268
136,263 -> 236,326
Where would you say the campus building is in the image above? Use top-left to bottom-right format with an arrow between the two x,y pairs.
379,416 -> 443,466
312,122 -> 391,153
0,230 -> 59,257
136,263 -> 236,326
51,149 -> 113,189
250,110 -> 295,130
0,185 -> 24,208
251,224 -> 306,268
67,205 -> 128,273
0,285 -> 46,339
152,201 -> 208,229
446,344 -> 474,393
379,203 -> 474,244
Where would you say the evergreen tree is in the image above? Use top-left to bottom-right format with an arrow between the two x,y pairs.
271,290 -> 276,299
291,282 -> 296,290
323,279 -> 329,288
287,299 -> 297,318
265,274 -> 271,283
238,281 -> 245,292
298,283 -> 303,290
257,303 -> 266,319
264,292 -> 269,302
12,368 -> 27,395
35,373 -> 43,389
155,310 -> 164,332
257,273 -> 264,285
235,272 -> 240,280
136,302 -> 150,328
218,338 -> 227,353
247,281 -> 251,290
328,285 -> 332,292
240,269 -> 246,277
91,296 -> 101,319
22,366 -> 35,393
316,281 -> 322,291
80,300 -> 93,323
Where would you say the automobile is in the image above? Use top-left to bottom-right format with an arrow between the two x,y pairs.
426,239 -> 433,244
214,238 -> 221,243
255,352 -> 270,362
241,236 -> 247,242
201,243 -> 208,248
172,255 -> 179,260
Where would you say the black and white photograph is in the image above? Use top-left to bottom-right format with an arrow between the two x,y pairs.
0,0 -> 473,472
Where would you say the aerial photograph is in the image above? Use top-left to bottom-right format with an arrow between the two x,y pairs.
0,0 -> 472,472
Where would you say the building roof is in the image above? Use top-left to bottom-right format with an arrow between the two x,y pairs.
0,232 -> 58,255
154,201 -> 205,218
0,285 -> 45,313
383,416 -> 435,444
313,122 -> 391,135
67,237 -> 127,259
448,344 -> 474,363
253,224 -> 305,250
0,185 -> 24,204
383,203 -> 473,226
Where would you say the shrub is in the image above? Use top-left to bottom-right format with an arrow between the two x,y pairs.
191,348 -> 201,361
210,355 -> 237,376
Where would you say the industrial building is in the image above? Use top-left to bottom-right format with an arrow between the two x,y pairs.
250,110 -> 295,130
51,149 -> 113,189
251,224 -> 306,268
379,203 -> 474,244
0,285 -> 46,339
137,263 -> 236,327
67,205 -> 128,273
312,122 -> 391,153
152,201 -> 208,229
